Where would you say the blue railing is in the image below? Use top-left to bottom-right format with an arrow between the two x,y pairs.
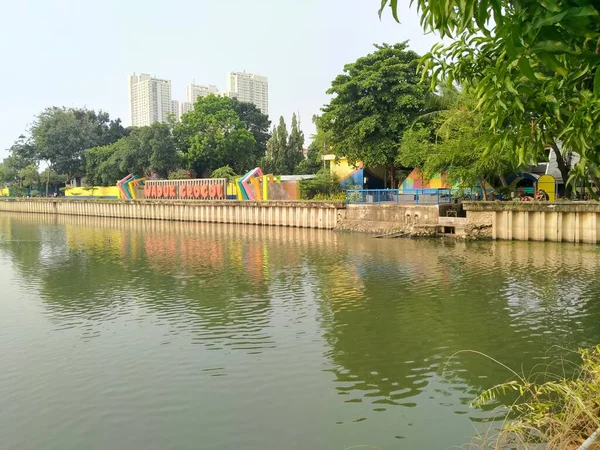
346,188 -> 456,205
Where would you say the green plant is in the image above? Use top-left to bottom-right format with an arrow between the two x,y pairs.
312,192 -> 346,201
168,169 -> 194,180
299,170 -> 341,200
210,165 -> 238,182
470,346 -> 600,449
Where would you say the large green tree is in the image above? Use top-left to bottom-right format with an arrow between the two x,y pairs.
231,99 -> 271,161
85,122 -> 177,185
30,107 -> 127,181
398,89 -> 515,198
5,135 -> 37,174
262,115 -> 305,174
380,0 -> 600,193
320,42 -> 429,187
287,113 -> 305,171
174,95 -> 257,177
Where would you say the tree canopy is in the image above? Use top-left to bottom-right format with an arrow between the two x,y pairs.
380,0 -> 600,192
31,107 -> 127,180
173,95 -> 258,177
399,89 -> 515,197
319,42 -> 429,187
262,114 -> 305,175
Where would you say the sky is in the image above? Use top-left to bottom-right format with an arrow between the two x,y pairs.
0,0 -> 441,160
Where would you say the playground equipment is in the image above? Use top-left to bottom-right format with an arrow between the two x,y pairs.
117,174 -> 146,200
235,168 -> 284,201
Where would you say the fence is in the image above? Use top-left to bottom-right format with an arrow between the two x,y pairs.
346,188 -> 456,205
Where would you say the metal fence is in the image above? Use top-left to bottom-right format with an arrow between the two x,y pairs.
346,188 -> 456,205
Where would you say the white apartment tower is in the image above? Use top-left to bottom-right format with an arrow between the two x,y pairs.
128,73 -> 172,127
227,72 -> 268,115
178,101 -> 194,118
186,84 -> 219,103
171,100 -> 180,121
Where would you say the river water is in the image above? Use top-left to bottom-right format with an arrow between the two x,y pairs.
1,213 -> 600,450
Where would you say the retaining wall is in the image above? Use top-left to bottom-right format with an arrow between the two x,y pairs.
463,201 -> 600,244
0,199 -> 344,230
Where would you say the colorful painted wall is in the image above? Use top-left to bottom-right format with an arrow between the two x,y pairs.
65,186 -> 120,199
400,169 -> 450,191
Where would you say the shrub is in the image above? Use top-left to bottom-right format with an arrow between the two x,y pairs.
299,169 -> 341,200
210,165 -> 238,182
471,346 -> 600,449
168,169 -> 194,180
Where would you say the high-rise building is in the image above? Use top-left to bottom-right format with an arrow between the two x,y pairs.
178,101 -> 194,118
226,72 -> 268,115
171,100 -> 180,121
128,73 -> 172,127
186,84 -> 219,103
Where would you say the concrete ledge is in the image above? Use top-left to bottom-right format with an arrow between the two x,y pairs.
0,198 -> 345,229
0,198 -> 345,209
464,201 -> 600,213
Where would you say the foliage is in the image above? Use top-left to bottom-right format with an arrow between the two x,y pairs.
173,95 -> 256,177
18,164 -> 40,188
398,89 -> 516,194
30,107 -> 127,179
231,99 -> 271,161
123,123 -> 177,178
287,113 -> 305,171
84,141 -> 127,186
85,122 -> 176,185
295,142 -> 323,175
0,162 -> 17,186
5,135 -> 37,173
168,169 -> 194,180
263,115 -> 305,175
299,169 -> 341,200
319,42 -> 429,187
210,165 -> 238,181
472,346 -> 600,449
380,0 -> 600,193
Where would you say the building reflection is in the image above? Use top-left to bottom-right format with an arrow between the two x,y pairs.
2,212 -> 600,419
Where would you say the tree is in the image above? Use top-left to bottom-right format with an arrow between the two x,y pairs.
211,165 -> 238,181
31,107 -> 126,184
173,95 -> 257,177
231,99 -> 271,161
84,140 -> 127,186
18,164 -> 40,189
85,122 -> 177,185
320,43 -> 429,187
263,115 -> 304,174
126,123 -> 177,178
398,89 -> 515,199
286,113 -> 305,172
295,142 -> 323,175
380,0 -> 600,193
0,162 -> 17,186
5,135 -> 37,173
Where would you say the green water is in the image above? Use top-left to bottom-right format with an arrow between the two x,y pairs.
1,213 -> 600,450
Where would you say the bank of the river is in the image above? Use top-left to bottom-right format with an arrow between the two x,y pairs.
2,198 -> 600,244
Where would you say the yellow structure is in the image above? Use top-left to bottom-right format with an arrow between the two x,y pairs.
65,186 -> 121,198
1,188 -> 9,197
537,175 -> 556,201
322,154 -> 355,180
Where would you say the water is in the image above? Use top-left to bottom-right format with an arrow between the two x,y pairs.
1,212 -> 600,450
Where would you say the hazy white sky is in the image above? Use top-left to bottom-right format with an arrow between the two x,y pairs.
0,0 -> 440,159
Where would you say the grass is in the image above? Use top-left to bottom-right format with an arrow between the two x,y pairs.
463,346 -> 600,449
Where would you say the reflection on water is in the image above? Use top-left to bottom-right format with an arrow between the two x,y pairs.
1,213 -> 600,450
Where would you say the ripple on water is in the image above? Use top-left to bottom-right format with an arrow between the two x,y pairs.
1,216 -> 600,450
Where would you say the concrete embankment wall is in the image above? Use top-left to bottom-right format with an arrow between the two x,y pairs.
0,199 -> 344,230
336,203 -> 459,235
463,201 -> 600,244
